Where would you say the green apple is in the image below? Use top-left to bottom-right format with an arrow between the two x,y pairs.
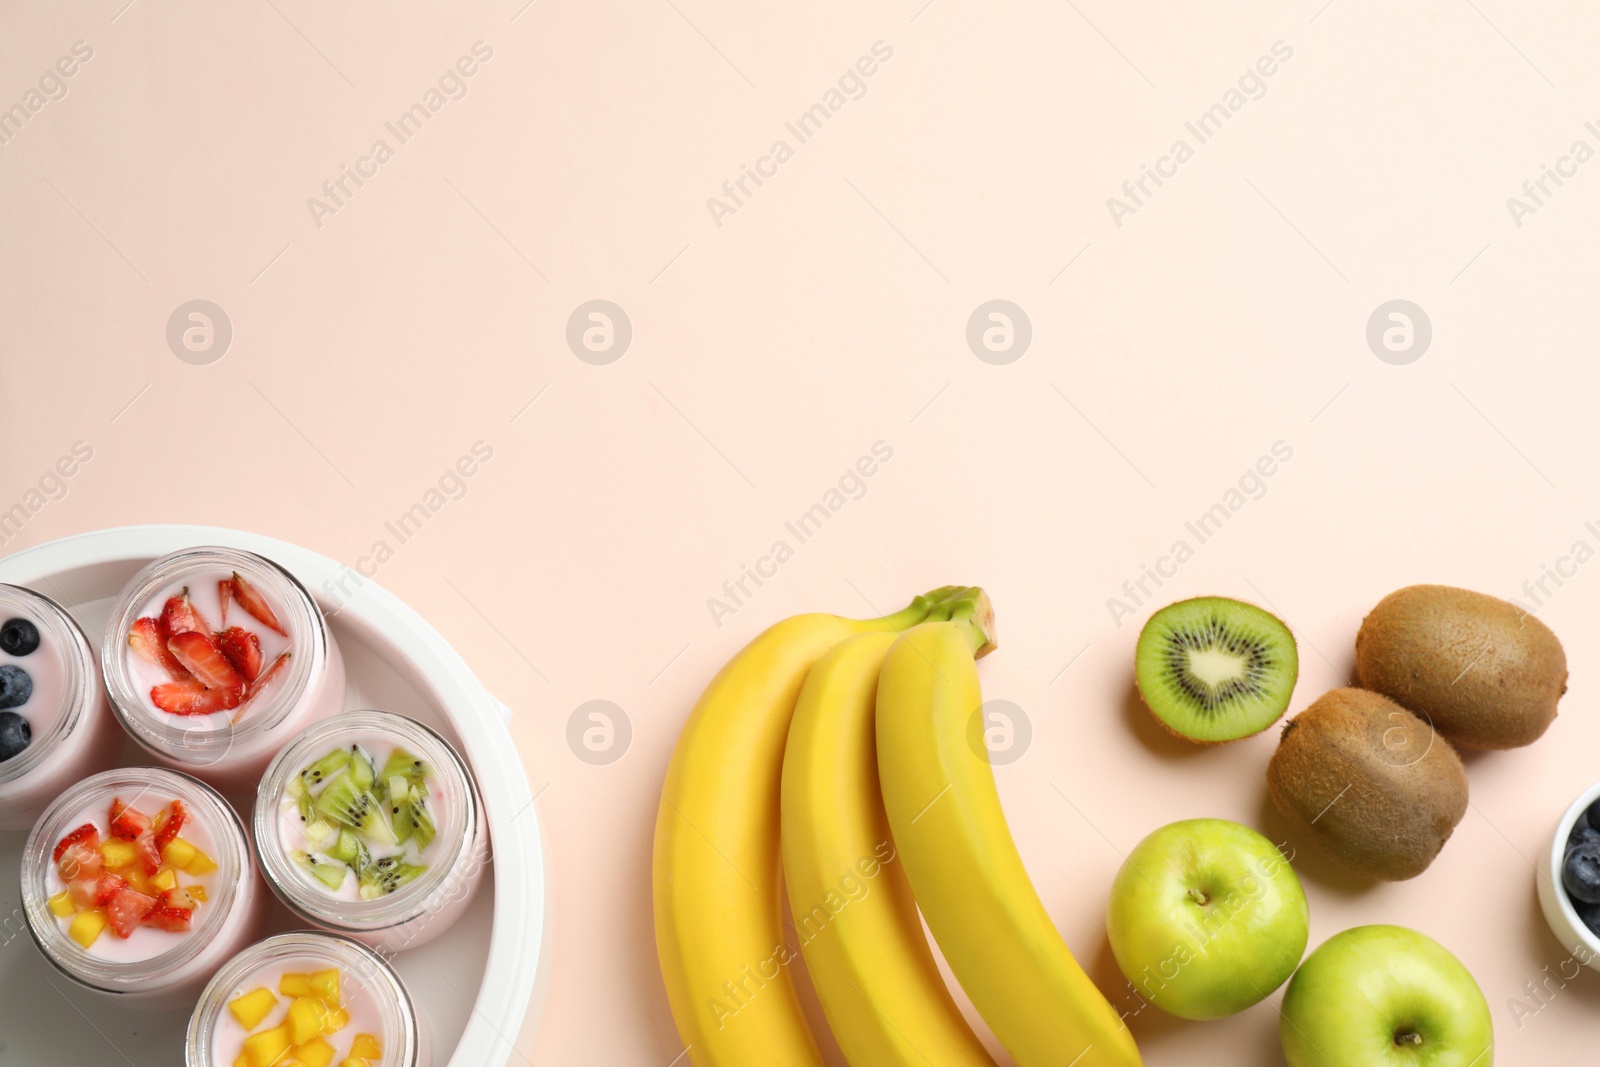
1281,925 -> 1493,1067
1106,817 -> 1308,1020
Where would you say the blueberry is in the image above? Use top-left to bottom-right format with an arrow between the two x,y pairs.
0,710 -> 28,762
1565,842 -> 1600,904
1569,826 -> 1600,855
1576,899 -> 1600,938
0,665 -> 30,709
1584,797 -> 1600,833
0,618 -> 39,657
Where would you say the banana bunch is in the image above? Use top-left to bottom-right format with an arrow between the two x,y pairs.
654,587 -> 1143,1067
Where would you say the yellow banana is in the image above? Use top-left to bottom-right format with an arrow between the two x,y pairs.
655,586 -> 963,1067
781,626 -> 997,1067
876,602 -> 1144,1067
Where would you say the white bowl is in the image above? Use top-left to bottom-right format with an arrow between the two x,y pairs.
1537,779 -> 1600,967
0,525 -> 549,1065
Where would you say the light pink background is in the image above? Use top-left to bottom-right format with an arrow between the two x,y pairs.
3,0 -> 1598,1062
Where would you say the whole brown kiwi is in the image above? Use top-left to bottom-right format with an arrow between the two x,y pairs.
1355,584 -> 1567,749
1267,688 -> 1468,881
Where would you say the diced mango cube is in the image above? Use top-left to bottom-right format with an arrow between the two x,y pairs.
340,1058 -> 372,1067
279,972 -> 313,997
242,1024 -> 292,1067
310,969 -> 340,1008
186,847 -> 218,875
348,1033 -> 382,1058
188,883 -> 209,903
321,1007 -> 349,1035
48,891 -> 76,918
287,995 -> 327,1044
296,1036 -> 336,1067
100,839 -> 136,869
233,1055 -> 250,1067
228,987 -> 280,1031
151,867 -> 178,892
68,909 -> 108,948
163,837 -> 197,868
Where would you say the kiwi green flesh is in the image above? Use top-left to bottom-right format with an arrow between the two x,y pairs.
1135,596 -> 1300,743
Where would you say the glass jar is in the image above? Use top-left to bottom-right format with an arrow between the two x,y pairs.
101,546 -> 346,793
255,710 -> 489,954
20,767 -> 269,1010
187,931 -> 429,1067
0,584 -> 121,830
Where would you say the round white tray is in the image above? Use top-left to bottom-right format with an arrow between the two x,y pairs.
0,525 -> 548,1065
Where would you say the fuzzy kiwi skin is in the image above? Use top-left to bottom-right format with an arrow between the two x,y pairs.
1355,584 -> 1568,750
1267,688 -> 1468,881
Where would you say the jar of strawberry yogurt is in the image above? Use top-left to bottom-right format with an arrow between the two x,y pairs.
101,546 -> 346,792
0,584 -> 121,830
20,767 -> 270,1010
255,710 -> 489,954
187,931 -> 429,1067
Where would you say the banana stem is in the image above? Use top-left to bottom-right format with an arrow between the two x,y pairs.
923,587 -> 998,658
878,585 -> 969,632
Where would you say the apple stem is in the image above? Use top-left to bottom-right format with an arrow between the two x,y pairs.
1186,887 -> 1209,907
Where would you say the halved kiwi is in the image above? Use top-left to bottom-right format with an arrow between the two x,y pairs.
1135,596 -> 1299,743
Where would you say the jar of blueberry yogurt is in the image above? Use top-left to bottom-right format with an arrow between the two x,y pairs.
0,584 -> 121,830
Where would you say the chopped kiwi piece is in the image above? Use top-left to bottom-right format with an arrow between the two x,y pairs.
315,775 -> 397,846
349,745 -> 376,792
297,790 -> 316,825
292,850 -> 350,890
325,828 -> 371,873
300,748 -> 351,788
1134,596 -> 1299,744
391,792 -> 435,849
304,819 -> 338,850
380,748 -> 429,787
359,857 -> 426,899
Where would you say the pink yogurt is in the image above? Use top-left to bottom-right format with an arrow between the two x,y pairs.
102,547 -> 346,793
21,768 -> 270,1010
187,932 -> 429,1067
257,711 -> 489,954
0,585 -> 120,831
275,734 -> 455,902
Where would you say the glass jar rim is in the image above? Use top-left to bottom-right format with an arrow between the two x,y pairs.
21,767 -> 249,989
186,931 -> 421,1067
255,710 -> 485,933
0,583 -> 96,786
100,547 -> 327,763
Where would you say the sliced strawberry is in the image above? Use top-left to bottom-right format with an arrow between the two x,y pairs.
109,799 -> 152,840
218,577 -> 233,625
142,905 -> 194,933
230,572 -> 286,635
128,617 -> 190,681
166,630 -> 242,690
159,588 -> 211,638
106,886 -> 158,939
67,877 -> 100,909
231,651 -> 291,724
93,873 -> 129,907
150,679 -> 242,716
53,824 -> 99,864
215,627 -> 262,683
153,799 -> 187,853
134,831 -> 162,876
57,841 -> 103,884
